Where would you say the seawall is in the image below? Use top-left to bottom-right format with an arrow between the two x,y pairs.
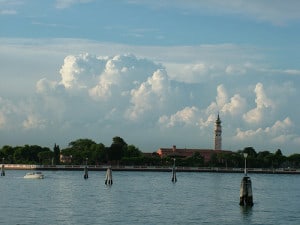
2,164 -> 300,174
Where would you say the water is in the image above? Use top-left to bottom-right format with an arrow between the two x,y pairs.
1,170 -> 300,225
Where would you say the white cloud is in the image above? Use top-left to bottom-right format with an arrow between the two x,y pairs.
235,117 -> 293,139
243,83 -> 274,123
0,96 -> 47,131
88,55 -> 126,100
283,69 -> 300,75
22,114 -> 46,130
36,78 -> 58,94
205,84 -> 246,117
222,94 -> 247,116
89,53 -> 161,101
1,38 -> 300,153
198,114 -> 216,128
0,97 -> 18,129
59,53 -> 103,90
266,117 -> 292,136
168,62 -> 215,83
0,10 -> 17,15
225,64 -> 247,75
158,106 -> 199,128
55,0 -> 93,9
126,69 -> 169,121
158,83 -> 247,130
216,84 -> 228,109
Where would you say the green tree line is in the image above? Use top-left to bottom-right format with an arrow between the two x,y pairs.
1,138 -> 300,168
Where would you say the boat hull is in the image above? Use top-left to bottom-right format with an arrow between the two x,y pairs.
24,172 -> 44,179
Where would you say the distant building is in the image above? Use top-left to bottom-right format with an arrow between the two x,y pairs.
157,114 -> 230,162
157,145 -> 225,162
60,154 -> 72,164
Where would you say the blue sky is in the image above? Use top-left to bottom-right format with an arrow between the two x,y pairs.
1,0 -> 300,155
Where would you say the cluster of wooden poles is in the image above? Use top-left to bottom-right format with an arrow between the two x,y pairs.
83,156 -> 253,207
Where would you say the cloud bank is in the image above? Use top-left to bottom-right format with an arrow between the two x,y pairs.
1,49 -> 299,154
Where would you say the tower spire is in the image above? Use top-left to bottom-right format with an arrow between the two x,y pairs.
214,113 -> 222,150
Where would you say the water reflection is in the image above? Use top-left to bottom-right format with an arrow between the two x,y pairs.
240,205 -> 253,222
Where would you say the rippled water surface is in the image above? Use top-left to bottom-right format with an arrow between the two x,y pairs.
1,170 -> 300,224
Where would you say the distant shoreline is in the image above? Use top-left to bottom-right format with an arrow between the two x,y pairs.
2,164 -> 300,174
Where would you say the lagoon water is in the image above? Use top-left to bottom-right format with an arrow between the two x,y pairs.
1,170 -> 300,225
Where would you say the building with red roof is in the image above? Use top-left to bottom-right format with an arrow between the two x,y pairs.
156,114 -> 231,162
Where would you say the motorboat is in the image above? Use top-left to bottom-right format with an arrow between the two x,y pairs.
24,171 -> 44,179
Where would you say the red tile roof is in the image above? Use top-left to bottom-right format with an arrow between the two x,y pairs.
157,146 -> 231,162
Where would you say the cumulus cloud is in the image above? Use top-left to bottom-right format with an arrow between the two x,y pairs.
159,106 -> 199,128
89,54 -> 161,101
216,85 -> 228,108
243,83 -> 274,123
1,47 -> 299,153
126,69 -> 170,121
59,53 -> 104,90
166,61 -> 221,84
206,84 -> 246,116
222,94 -> 247,116
34,53 -> 167,125
36,78 -> 59,94
235,117 -> 296,148
267,117 -> 292,135
158,83 -> 246,129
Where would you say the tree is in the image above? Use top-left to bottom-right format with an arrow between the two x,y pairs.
273,149 -> 285,168
257,151 -> 272,168
230,152 -> 243,168
107,136 -> 127,163
243,147 -> 257,157
90,143 -> 106,165
124,145 -> 142,158
112,136 -> 127,146
12,145 -> 51,164
208,153 -> 218,167
53,143 -> 60,165
38,151 -> 54,165
288,154 -> 300,168
0,145 -> 15,163
241,147 -> 257,168
68,139 -> 96,151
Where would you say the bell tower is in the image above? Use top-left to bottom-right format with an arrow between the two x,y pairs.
214,113 -> 222,150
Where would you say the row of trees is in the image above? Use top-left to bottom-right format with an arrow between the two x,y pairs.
0,137 -> 147,165
1,137 -> 300,168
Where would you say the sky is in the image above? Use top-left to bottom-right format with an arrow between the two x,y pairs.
0,0 -> 300,155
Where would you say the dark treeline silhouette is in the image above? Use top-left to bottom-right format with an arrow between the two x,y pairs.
1,137 -> 300,168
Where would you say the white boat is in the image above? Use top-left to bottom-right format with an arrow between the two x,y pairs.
24,171 -> 44,179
